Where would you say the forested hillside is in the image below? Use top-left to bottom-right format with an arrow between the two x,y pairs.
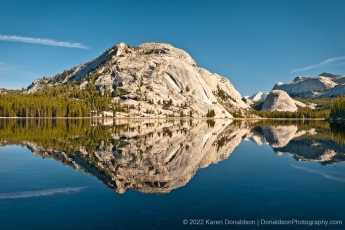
330,96 -> 345,119
0,75 -> 112,117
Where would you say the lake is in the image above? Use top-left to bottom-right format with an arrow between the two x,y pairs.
0,118 -> 344,229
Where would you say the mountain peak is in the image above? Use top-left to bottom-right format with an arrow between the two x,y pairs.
272,74 -> 339,98
319,72 -> 345,78
261,90 -> 299,112
25,42 -> 248,118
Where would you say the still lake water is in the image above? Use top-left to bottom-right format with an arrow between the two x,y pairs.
0,118 -> 344,229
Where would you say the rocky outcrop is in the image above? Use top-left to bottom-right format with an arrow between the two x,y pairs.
318,84 -> 345,97
242,91 -> 268,105
261,90 -> 305,112
26,42 -> 248,118
272,72 -> 345,98
273,76 -> 337,97
248,91 -> 268,101
319,72 -> 345,84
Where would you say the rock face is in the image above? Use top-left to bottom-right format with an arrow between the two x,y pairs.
242,91 -> 268,105
248,91 -> 268,101
261,90 -> 303,112
27,42 -> 248,118
318,84 -> 345,97
272,72 -> 345,98
319,72 -> 345,84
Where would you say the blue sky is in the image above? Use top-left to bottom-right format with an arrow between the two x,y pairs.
1,0 -> 345,96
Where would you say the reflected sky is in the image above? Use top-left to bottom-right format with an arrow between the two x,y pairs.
0,187 -> 87,199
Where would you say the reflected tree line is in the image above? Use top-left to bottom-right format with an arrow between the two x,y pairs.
1,119 -> 345,149
1,118 -> 345,193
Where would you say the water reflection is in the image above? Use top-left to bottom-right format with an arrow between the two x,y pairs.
0,119 -> 345,193
291,164 -> 345,182
0,119 -> 248,194
244,120 -> 345,165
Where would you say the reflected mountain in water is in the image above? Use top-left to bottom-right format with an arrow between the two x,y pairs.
1,119 -> 345,194
244,121 -> 345,165
0,119 -> 249,194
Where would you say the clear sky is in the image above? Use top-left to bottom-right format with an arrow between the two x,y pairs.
1,0 -> 345,96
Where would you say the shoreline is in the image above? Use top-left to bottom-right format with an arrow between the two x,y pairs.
0,117 -> 328,120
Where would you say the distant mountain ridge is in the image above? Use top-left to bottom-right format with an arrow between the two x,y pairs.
273,72 -> 345,98
242,91 -> 268,105
248,91 -> 268,101
26,42 -> 248,118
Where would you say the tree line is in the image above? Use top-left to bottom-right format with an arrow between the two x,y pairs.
0,75 -> 112,117
249,97 -> 332,118
330,96 -> 345,119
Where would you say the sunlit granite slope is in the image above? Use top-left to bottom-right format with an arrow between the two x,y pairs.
272,72 -> 345,98
260,90 -> 300,112
242,91 -> 268,105
27,42 -> 248,118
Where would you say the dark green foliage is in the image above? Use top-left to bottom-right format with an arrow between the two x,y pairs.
251,101 -> 264,111
145,109 -> 155,114
0,88 -> 25,95
144,49 -> 155,55
189,110 -> 193,117
162,127 -> 172,138
232,110 -> 244,118
0,119 -> 137,166
330,96 -> 345,119
206,109 -> 215,117
163,99 -> 173,109
207,119 -> 215,128
213,85 -> 238,114
0,79 -> 112,117
0,94 -> 88,117
249,119 -> 330,130
111,89 -> 129,97
248,119 -> 345,146
251,109 -> 330,119
0,119 -> 113,152
112,101 -> 128,116
214,85 -> 236,102
330,122 -> 345,144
